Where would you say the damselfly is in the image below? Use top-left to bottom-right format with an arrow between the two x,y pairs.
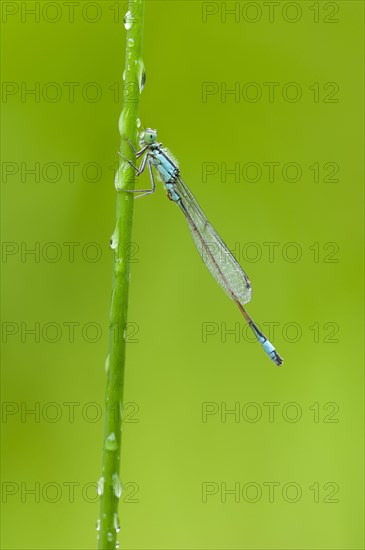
120,128 -> 283,366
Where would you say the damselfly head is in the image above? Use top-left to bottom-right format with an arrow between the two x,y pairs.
140,128 -> 157,145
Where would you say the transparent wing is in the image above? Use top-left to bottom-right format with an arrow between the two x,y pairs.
174,176 -> 252,305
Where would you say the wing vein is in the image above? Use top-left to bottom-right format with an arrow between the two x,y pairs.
174,176 -> 252,305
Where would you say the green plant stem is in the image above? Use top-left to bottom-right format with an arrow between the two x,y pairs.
98,1 -> 145,548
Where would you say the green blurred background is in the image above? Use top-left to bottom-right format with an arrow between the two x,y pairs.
1,1 -> 364,548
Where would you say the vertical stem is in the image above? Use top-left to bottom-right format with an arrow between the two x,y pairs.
98,1 -> 145,548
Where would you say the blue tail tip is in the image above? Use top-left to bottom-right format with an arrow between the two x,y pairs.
274,353 -> 283,367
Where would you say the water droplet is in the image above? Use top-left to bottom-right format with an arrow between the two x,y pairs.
122,69 -> 126,82
96,519 -> 101,532
112,473 -> 123,498
137,118 -> 141,128
114,169 -> 122,191
116,542 -> 120,549
123,10 -> 133,30
107,532 -> 113,542
105,432 -> 118,451
97,477 -> 104,496
119,107 -> 130,136
110,228 -> 119,251
113,513 -> 121,533
135,59 -> 146,92
105,354 -> 110,374
128,37 -> 134,47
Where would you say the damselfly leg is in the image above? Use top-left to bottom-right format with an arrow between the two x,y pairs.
117,150 -> 156,197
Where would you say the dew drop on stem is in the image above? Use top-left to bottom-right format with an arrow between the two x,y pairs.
135,59 -> 146,93
113,513 -> 121,533
105,432 -> 118,451
97,476 -> 105,496
123,11 -> 133,30
112,472 -> 123,498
